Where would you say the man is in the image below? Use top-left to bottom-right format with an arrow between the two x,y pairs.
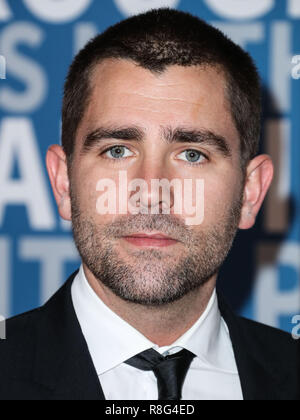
0,8 -> 299,401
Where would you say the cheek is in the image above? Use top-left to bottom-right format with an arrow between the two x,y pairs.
201,175 -> 242,225
73,166 -> 112,218
78,176 -> 98,206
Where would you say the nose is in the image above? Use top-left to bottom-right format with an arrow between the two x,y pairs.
129,159 -> 175,214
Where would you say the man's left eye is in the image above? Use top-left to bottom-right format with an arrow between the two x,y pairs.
177,149 -> 207,164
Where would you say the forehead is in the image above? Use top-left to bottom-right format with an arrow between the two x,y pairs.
78,58 -> 239,148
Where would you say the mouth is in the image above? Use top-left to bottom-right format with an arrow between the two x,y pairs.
121,232 -> 179,248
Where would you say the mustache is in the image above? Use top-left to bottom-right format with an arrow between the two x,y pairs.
99,213 -> 192,243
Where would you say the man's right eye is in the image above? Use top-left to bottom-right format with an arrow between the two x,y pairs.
101,145 -> 134,159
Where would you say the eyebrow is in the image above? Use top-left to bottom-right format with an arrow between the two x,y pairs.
81,125 -> 232,158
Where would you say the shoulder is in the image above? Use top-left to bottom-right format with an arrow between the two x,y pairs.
0,307 -> 41,372
233,315 -> 299,395
218,292 -> 298,357
218,293 -> 299,399
226,306 -> 299,368
2,306 -> 40,334
0,270 -> 79,358
0,306 -> 45,400
0,270 -> 78,372
236,315 -> 298,355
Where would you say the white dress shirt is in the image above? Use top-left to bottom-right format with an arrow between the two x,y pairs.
71,264 -> 243,400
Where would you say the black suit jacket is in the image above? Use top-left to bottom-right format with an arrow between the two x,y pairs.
0,269 -> 299,400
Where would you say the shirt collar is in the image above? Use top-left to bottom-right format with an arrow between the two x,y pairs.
71,264 -> 235,375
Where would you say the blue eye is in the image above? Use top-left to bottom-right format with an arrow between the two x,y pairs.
100,146 -> 207,166
177,149 -> 207,165
103,145 -> 134,159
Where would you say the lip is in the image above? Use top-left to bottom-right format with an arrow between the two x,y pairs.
122,232 -> 179,248
125,232 -> 175,240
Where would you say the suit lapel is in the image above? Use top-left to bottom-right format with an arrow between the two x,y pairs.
32,270 -> 106,400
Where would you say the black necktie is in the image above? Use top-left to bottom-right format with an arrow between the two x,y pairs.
124,348 -> 196,400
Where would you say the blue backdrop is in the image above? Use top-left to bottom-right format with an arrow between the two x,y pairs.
0,0 -> 299,335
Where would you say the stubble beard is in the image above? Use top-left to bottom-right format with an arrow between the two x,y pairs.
70,184 -> 244,307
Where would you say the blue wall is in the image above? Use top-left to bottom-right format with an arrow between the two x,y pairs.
0,0 -> 299,335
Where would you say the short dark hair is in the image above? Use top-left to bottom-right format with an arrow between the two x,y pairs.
62,8 -> 261,174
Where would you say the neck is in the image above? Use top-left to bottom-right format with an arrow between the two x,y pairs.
83,264 -> 217,347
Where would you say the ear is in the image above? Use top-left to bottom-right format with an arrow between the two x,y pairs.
46,145 -> 71,221
239,154 -> 274,230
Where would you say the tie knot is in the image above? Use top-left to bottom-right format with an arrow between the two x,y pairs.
124,348 -> 196,400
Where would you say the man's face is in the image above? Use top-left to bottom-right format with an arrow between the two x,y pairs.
70,59 -> 245,306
